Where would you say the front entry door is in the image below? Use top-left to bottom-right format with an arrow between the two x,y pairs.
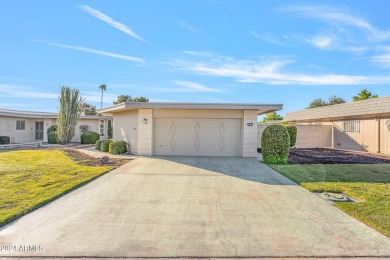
35,122 -> 44,140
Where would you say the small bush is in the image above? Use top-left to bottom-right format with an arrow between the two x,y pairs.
107,126 -> 113,139
100,140 -> 111,152
285,125 -> 297,147
0,136 -> 10,145
47,132 -> 58,144
46,125 -> 57,135
109,141 -> 128,154
80,131 -> 100,144
95,140 -> 105,150
261,125 -> 290,164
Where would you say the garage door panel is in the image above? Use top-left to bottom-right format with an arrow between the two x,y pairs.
154,118 -> 241,157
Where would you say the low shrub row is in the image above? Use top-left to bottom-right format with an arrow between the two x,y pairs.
0,136 -> 10,145
95,140 -> 128,155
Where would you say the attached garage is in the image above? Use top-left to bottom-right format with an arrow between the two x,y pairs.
99,102 -> 283,157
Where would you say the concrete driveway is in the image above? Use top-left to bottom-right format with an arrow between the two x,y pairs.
0,157 -> 389,258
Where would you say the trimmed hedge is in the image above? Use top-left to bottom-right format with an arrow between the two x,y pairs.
0,136 -> 10,145
107,127 -> 113,139
261,125 -> 290,164
109,141 -> 127,154
285,125 -> 297,147
100,140 -> 111,152
46,125 -> 57,135
47,132 -> 58,144
80,131 -> 100,144
95,140 -> 105,150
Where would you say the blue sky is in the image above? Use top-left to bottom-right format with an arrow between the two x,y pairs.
1,0 -> 390,117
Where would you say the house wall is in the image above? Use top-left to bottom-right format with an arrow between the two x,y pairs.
112,110 -> 138,154
257,124 -> 332,149
380,117 -> 390,154
138,109 -> 153,156
0,116 -> 37,143
323,119 -> 379,152
243,110 -> 258,157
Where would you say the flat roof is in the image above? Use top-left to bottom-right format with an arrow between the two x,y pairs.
0,109 -> 111,119
285,96 -> 390,122
98,102 -> 283,115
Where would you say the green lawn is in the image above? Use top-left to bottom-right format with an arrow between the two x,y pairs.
0,150 -> 114,227
270,164 -> 390,237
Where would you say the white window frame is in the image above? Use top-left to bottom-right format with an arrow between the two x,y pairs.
16,120 -> 25,130
99,119 -> 105,137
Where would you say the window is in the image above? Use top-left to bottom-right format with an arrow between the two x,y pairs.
343,120 -> 360,133
16,120 -> 25,130
107,119 -> 112,128
99,120 -> 105,136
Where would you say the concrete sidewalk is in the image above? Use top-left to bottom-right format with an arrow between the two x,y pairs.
0,157 -> 389,258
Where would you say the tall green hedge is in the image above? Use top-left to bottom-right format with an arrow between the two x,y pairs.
47,132 -> 58,144
95,140 -> 105,150
80,131 -> 100,144
285,125 -> 297,147
261,125 -> 290,164
0,136 -> 10,145
100,140 -> 111,152
109,141 -> 127,154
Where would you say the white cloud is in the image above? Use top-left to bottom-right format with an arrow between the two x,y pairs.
307,34 -> 334,49
371,53 -> 390,68
284,5 -> 390,41
0,84 -> 58,99
179,21 -> 200,33
250,32 -> 286,46
171,52 -> 390,85
32,40 -> 144,63
172,81 -> 222,92
78,5 -> 146,42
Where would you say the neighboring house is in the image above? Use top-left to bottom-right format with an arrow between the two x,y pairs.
284,96 -> 390,155
99,102 -> 282,157
0,109 -> 112,143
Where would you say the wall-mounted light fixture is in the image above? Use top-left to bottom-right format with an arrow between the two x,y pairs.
143,118 -> 148,124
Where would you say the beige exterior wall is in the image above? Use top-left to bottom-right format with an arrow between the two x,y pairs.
0,116 -> 38,143
243,110 -> 258,157
258,124 -> 332,149
152,109 -> 243,119
112,110 -> 138,154
380,117 -> 390,154
138,109 -> 153,156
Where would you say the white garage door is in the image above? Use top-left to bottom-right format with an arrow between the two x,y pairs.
153,118 -> 242,157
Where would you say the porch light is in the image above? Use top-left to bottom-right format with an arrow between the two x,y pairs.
143,118 -> 148,124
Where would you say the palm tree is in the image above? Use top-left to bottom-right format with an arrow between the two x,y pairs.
99,84 -> 106,109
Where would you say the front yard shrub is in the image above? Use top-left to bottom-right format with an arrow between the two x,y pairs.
261,125 -> 290,164
79,124 -> 89,134
107,126 -> 113,139
80,131 -> 100,144
0,136 -> 10,145
100,140 -> 111,152
285,125 -> 297,147
47,132 -> 58,144
95,140 -> 105,150
109,141 -> 128,154
46,125 -> 57,135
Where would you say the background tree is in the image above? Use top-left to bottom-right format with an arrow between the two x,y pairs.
307,98 -> 328,108
328,95 -> 346,105
56,86 -> 84,144
132,96 -> 149,102
79,102 -> 97,115
262,112 -> 283,123
353,89 -> 379,101
113,95 -> 133,105
99,84 -> 106,109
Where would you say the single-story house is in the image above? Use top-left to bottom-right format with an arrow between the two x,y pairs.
284,96 -> 390,155
0,109 -> 112,143
99,102 -> 282,157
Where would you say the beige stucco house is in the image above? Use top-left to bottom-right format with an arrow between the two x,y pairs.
99,102 -> 282,157
284,96 -> 390,155
0,109 -> 112,143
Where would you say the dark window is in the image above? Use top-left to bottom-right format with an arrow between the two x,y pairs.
343,120 -> 360,133
16,120 -> 25,130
